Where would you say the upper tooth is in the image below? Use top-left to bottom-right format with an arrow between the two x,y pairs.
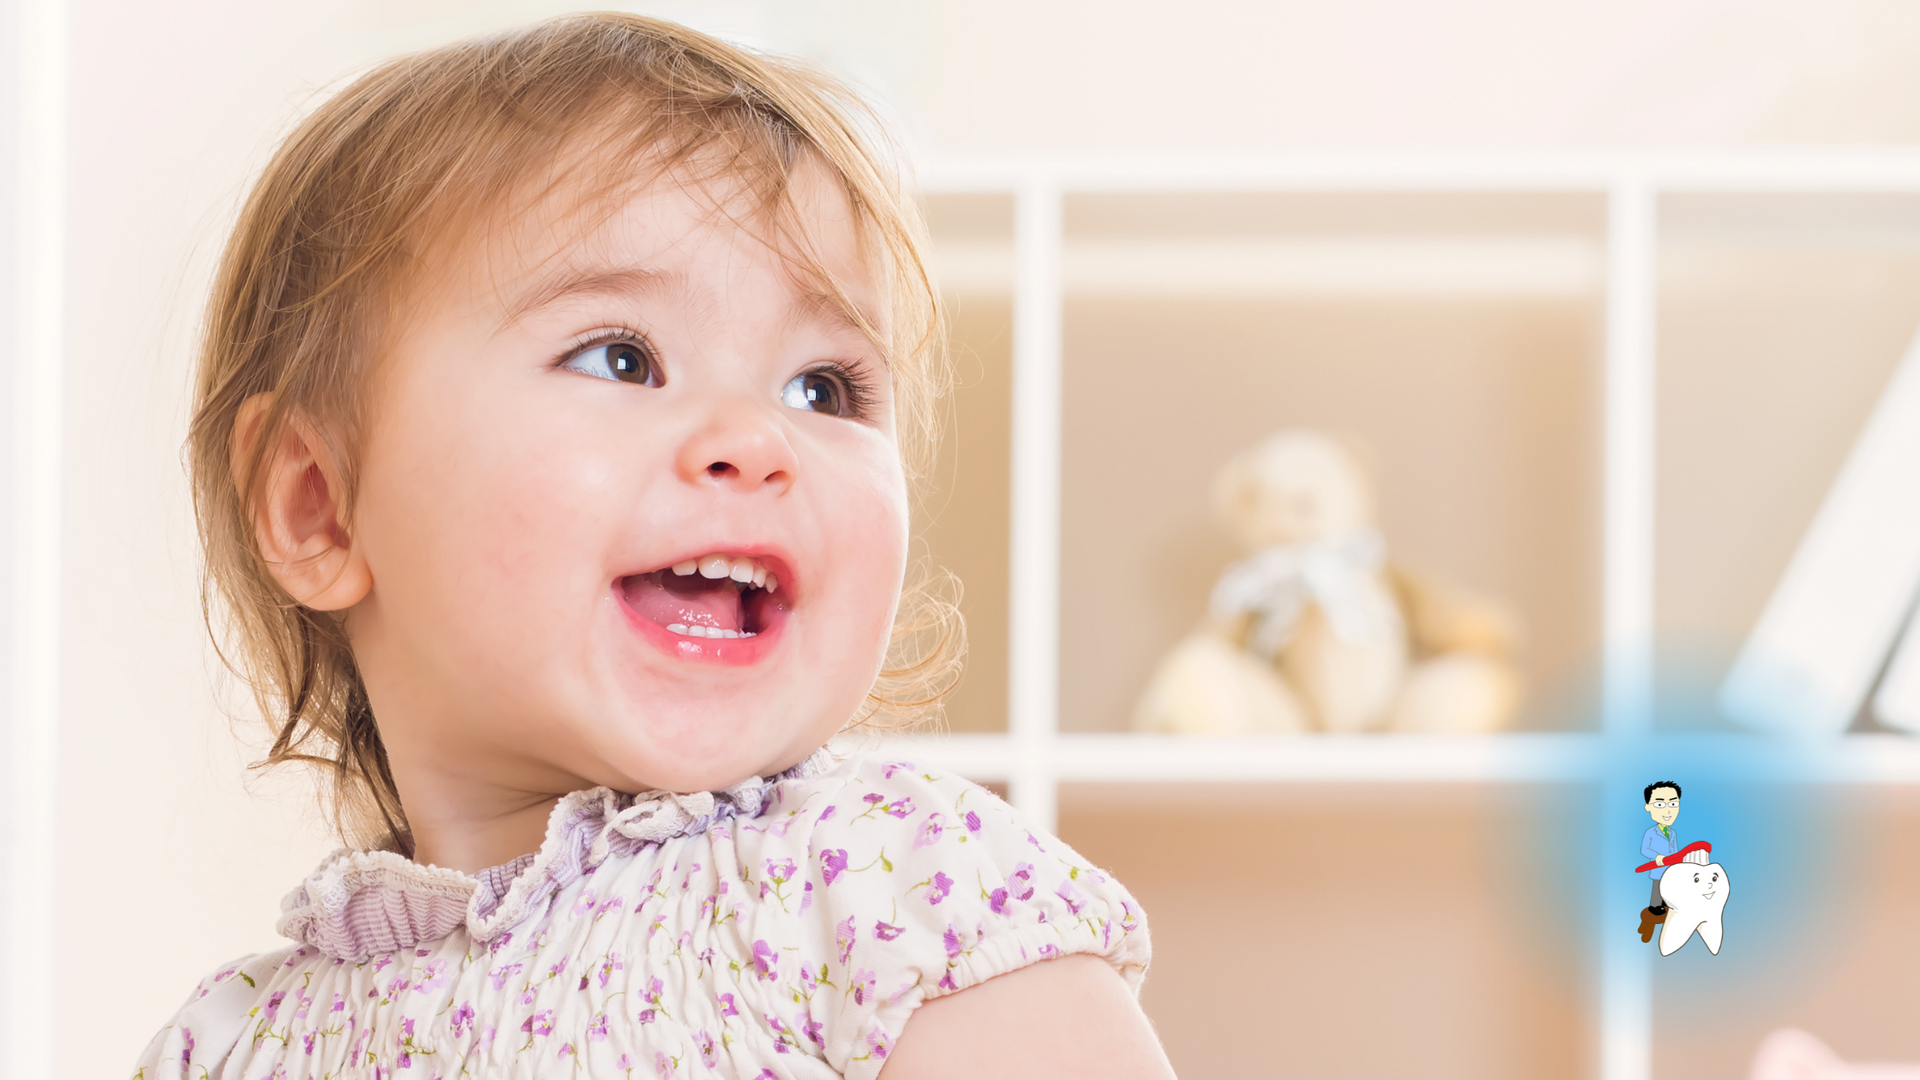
752,566 -> 768,587
765,573 -> 779,593
729,560 -> 755,583
672,560 -> 698,576
699,556 -> 731,579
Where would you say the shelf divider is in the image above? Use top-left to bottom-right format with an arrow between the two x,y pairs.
1007,176 -> 1064,832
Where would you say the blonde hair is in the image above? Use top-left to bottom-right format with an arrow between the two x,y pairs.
190,13 -> 960,849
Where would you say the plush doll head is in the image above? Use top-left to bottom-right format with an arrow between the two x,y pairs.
1211,431 -> 1376,551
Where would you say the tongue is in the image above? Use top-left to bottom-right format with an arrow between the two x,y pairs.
623,572 -> 744,632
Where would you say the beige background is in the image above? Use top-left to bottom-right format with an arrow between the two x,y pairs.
50,1 -> 1920,1077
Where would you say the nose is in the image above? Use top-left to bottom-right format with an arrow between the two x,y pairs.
675,395 -> 798,495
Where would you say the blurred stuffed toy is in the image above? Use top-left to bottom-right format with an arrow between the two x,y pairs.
1132,430 -> 1523,735
1748,1029 -> 1920,1080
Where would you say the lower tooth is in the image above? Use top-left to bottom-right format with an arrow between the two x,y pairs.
667,623 -> 689,634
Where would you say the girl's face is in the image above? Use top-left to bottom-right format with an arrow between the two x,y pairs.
345,158 -> 909,799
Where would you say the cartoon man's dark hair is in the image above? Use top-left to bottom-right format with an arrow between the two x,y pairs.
1644,780 -> 1682,802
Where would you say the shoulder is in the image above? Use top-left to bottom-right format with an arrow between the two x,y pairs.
761,753 -> 1151,1078
130,947 -> 305,1078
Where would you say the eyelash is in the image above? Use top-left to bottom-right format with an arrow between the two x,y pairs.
803,360 -> 881,420
558,327 -> 881,419
560,327 -> 657,367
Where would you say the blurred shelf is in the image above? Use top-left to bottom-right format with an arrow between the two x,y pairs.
869,731 -> 1920,786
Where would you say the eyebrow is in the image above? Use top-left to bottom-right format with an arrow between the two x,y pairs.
499,265 -> 685,329
787,288 -> 882,347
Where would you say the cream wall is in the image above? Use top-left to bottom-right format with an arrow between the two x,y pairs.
42,2 -> 1920,1076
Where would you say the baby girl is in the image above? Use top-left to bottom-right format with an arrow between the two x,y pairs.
132,14 -> 1166,1080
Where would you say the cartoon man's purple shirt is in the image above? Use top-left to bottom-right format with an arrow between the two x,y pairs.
1642,824 -> 1681,879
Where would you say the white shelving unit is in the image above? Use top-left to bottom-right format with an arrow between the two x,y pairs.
885,150 -> 1920,1080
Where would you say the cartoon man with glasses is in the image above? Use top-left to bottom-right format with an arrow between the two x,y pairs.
1638,780 -> 1683,940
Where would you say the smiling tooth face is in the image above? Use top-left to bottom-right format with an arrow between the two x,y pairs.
1658,862 -> 1729,956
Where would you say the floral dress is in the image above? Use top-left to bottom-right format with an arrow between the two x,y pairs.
131,753 -> 1150,1079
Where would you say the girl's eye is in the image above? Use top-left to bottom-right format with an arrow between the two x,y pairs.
781,371 -> 849,416
562,340 -> 661,386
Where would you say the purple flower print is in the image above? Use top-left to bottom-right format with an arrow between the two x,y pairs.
965,810 -> 982,833
883,760 -> 915,779
451,1002 -> 475,1038
753,939 -> 780,981
181,1026 -> 195,1065
697,1029 -> 718,1068
803,1018 -> 825,1046
883,797 -> 915,819
263,990 -> 286,1022
294,988 -> 313,1020
765,857 -> 797,884
302,1031 -> 317,1056
719,992 -> 740,1017
488,932 -> 513,954
1056,880 -> 1086,915
656,1051 -> 673,1078
913,813 -> 946,850
851,968 -> 877,1006
943,925 -> 963,959
597,950 -> 625,988
1008,862 -> 1035,902
926,871 -> 954,905
836,915 -> 857,964
756,1073 -> 779,1080
863,792 -> 886,805
800,879 -> 814,914
638,1009 -> 657,1025
402,1018 -> 415,1037
521,1010 -> 555,1037
587,1013 -> 609,1042
867,1029 -> 892,1059
373,956 -> 392,975
557,1042 -> 575,1059
821,848 -> 849,885
571,890 -> 598,917
619,1054 -> 635,1070
415,959 -> 448,992
519,988 -> 536,1006
938,969 -> 958,992
874,920 -> 905,941
1038,943 -> 1060,958
487,962 -> 523,991
546,959 -> 568,980
766,1013 -> 795,1052
818,804 -> 838,823
989,887 -> 1010,915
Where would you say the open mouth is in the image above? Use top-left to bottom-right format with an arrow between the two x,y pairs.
618,553 -> 790,647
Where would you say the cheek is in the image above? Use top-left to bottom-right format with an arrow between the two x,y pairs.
360,371 -> 643,647
822,445 -> 910,623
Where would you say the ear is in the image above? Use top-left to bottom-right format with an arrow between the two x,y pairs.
232,394 -> 372,611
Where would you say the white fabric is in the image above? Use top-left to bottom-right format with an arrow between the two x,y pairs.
131,754 -> 1150,1080
1209,530 -> 1399,657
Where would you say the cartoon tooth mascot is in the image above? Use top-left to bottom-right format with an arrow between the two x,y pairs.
1635,780 -> 1729,956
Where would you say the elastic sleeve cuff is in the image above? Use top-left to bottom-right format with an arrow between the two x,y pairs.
839,918 -> 1152,1080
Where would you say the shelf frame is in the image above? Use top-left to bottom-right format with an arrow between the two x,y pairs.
915,150 -> 1920,1080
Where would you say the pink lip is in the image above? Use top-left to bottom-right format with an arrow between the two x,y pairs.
614,546 -> 797,667
618,601 -> 785,665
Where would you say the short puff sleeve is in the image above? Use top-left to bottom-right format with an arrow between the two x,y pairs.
796,758 -> 1150,1077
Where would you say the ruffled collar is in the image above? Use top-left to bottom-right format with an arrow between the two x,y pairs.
277,752 -> 832,962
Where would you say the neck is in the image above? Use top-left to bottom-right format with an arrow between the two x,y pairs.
401,778 -> 562,872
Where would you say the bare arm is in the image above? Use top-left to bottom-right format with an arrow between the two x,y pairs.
879,955 -> 1177,1080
